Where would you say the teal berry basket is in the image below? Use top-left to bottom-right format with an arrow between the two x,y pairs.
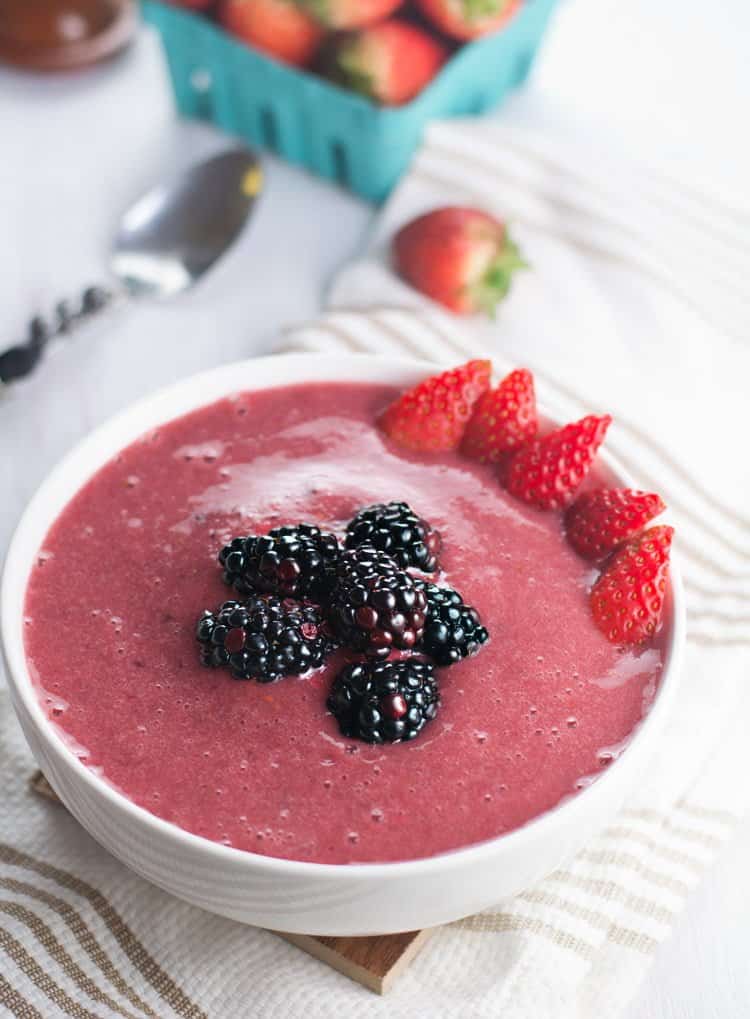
141,0 -> 559,203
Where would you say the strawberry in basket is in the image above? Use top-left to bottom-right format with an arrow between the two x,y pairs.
221,0 -> 324,67
301,0 -> 404,30
323,20 -> 447,106
416,0 -> 521,40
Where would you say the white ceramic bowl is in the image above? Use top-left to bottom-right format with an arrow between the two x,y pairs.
1,354 -> 685,936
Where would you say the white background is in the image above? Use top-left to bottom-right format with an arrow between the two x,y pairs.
1,0 -> 749,1015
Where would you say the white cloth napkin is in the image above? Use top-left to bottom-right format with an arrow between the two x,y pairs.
2,6 -> 750,1019
279,109 -> 750,1015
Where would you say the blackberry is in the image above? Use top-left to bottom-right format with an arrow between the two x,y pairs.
219,523 -> 340,599
327,546 -> 428,658
345,501 -> 442,572
415,581 -> 489,666
327,660 -> 439,743
196,595 -> 336,682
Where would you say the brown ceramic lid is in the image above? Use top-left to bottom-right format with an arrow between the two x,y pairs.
0,0 -> 137,71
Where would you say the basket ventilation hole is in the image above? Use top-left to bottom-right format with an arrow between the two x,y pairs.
260,109 -> 279,153
189,68 -> 214,119
514,51 -> 534,84
331,142 -> 349,187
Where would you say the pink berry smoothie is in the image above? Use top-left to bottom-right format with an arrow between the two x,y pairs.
24,382 -> 665,864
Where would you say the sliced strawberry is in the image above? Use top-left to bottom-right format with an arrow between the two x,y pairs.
460,368 -> 537,463
501,414 -> 611,510
590,525 -> 674,645
565,488 -> 666,561
378,359 -> 492,452
393,207 -> 526,315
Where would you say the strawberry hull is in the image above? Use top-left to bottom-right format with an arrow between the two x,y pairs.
416,0 -> 523,42
142,0 -> 560,201
323,20 -> 447,106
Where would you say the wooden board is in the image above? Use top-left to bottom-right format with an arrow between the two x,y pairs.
30,770 -> 432,994
277,929 -> 433,994
30,770 -> 60,803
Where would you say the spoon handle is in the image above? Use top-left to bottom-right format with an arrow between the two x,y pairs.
0,285 -> 121,385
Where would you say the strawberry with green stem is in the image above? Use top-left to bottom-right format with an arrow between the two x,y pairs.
416,0 -> 521,41
393,207 -> 527,316
301,0 -> 403,29
323,21 -> 447,106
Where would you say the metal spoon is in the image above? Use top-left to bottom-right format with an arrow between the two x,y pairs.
0,147 -> 263,385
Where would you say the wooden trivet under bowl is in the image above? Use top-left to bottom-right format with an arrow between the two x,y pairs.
30,771 -> 432,993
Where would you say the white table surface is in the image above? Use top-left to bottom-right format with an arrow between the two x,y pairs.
2,1 -> 749,1016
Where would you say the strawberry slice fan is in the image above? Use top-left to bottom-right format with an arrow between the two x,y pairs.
378,360 -> 673,646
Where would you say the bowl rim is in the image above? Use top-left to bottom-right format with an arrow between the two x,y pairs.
1,352 -> 686,880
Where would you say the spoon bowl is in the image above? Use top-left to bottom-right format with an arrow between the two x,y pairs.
111,149 -> 264,298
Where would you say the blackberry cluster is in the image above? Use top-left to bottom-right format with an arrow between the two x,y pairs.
415,581 -> 489,666
345,501 -> 442,573
219,523 -> 340,600
327,660 -> 439,744
196,595 -> 336,682
197,501 -> 489,744
327,546 -> 428,658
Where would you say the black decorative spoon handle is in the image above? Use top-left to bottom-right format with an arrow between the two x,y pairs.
0,285 -> 116,385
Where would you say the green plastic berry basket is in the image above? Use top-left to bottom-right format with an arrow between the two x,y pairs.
141,0 -> 559,202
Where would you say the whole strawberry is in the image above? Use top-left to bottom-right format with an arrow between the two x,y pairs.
590,525 -> 674,645
393,207 -> 526,316
323,21 -> 447,106
302,0 -> 403,29
565,488 -> 666,561
501,414 -> 612,510
461,367 -> 537,463
220,0 -> 323,67
378,359 -> 492,452
415,0 -> 520,40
